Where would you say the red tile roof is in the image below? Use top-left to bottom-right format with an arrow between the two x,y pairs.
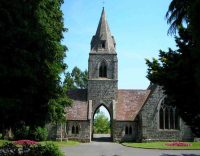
116,90 -> 151,121
65,90 -> 88,121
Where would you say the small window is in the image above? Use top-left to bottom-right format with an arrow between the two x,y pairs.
102,41 -> 106,49
129,126 -> 132,135
175,109 -> 180,129
165,108 -> 169,129
159,108 -> 164,129
125,125 -> 133,135
170,108 -> 174,129
76,126 -> 79,134
72,126 -> 75,134
125,126 -> 129,135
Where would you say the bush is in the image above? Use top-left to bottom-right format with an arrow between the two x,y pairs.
33,127 -> 48,141
13,126 -> 48,141
0,142 -> 64,156
30,143 -> 64,156
13,126 -> 30,140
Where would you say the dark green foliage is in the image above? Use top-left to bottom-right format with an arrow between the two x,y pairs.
64,67 -> 88,90
32,127 -> 48,141
13,126 -> 48,141
0,143 -> 64,156
29,143 -> 64,156
13,125 -> 30,140
93,111 -> 110,134
146,0 -> 200,136
166,0 -> 200,40
166,0 -> 192,34
0,0 -> 70,134
146,28 -> 200,137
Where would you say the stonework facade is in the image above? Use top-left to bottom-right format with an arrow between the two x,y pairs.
52,8 -> 193,142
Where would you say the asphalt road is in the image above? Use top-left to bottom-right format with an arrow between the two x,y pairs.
62,142 -> 200,156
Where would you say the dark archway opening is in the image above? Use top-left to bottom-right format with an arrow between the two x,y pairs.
92,105 -> 111,142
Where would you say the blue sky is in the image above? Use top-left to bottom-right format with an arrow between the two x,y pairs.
61,0 -> 176,89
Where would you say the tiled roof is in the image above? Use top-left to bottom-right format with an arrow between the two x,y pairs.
116,90 -> 151,121
65,89 -> 151,121
65,89 -> 88,121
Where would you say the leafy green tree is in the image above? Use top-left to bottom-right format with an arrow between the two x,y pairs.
0,0 -> 69,136
63,67 -> 88,90
93,111 -> 110,134
146,0 -> 200,136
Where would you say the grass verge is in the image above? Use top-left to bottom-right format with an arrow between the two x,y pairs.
122,142 -> 200,150
41,141 -> 80,147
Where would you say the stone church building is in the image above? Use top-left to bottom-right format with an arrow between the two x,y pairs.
55,8 -> 193,142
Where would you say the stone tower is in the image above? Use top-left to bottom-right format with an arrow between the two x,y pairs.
88,8 -> 118,140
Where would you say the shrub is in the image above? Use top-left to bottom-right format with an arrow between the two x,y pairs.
14,126 -> 48,141
13,126 -> 30,140
0,142 -> 64,156
30,143 -> 64,156
32,127 -> 48,141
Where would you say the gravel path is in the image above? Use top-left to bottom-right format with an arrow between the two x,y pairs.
61,142 -> 200,156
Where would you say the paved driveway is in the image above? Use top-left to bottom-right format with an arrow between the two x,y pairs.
62,142 -> 200,156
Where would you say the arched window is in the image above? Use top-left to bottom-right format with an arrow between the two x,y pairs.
170,108 -> 174,129
76,125 -> 79,134
99,61 -> 107,78
102,41 -> 106,49
159,107 -> 164,129
159,98 -> 180,130
125,126 -> 129,135
165,108 -> 169,129
175,109 -> 180,129
72,125 -> 75,134
129,126 -> 132,135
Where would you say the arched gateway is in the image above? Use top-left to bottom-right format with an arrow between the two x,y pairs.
53,8 -> 193,142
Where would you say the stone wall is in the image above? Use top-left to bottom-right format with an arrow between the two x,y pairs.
88,53 -> 118,80
139,85 -> 193,142
88,80 -> 118,101
46,123 -> 58,140
66,120 -> 91,142
113,120 -> 138,142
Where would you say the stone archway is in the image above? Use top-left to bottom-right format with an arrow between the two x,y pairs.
92,104 -> 112,142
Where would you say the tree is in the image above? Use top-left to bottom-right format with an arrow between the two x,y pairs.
146,0 -> 200,136
93,111 -> 110,134
0,0 -> 70,136
166,0 -> 200,41
166,0 -> 192,34
63,67 -> 88,90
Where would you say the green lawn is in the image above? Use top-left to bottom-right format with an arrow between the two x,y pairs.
0,140 -> 79,147
122,142 -> 200,150
41,141 -> 80,147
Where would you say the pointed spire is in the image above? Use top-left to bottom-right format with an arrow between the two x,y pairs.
90,8 -> 116,53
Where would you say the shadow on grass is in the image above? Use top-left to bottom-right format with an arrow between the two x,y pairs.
161,154 -> 200,156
